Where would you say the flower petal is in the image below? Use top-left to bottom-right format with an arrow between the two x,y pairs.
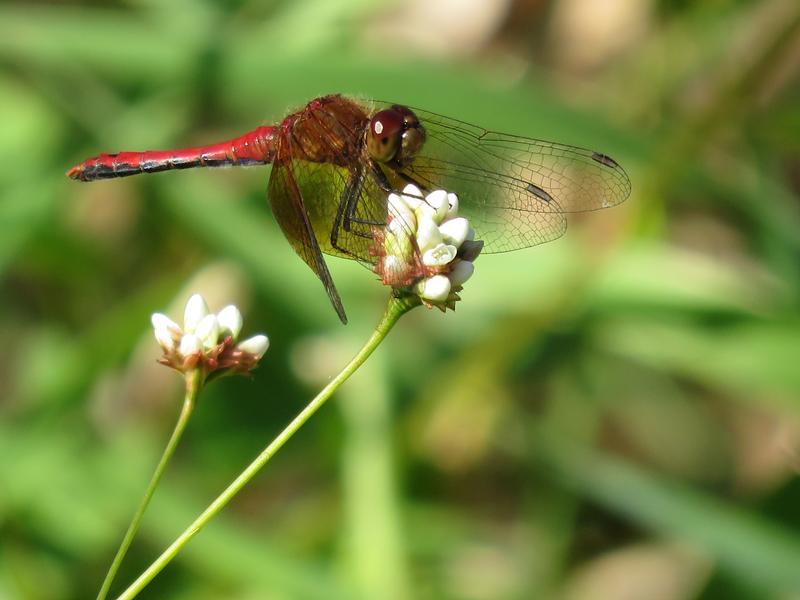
195,314 -> 220,349
416,274 -> 452,302
414,202 -> 437,224
216,305 -> 243,340
448,260 -> 475,286
388,193 -> 417,233
424,189 -> 449,224
445,192 -> 459,220
384,228 -> 414,263
183,294 -> 210,333
151,313 -> 180,351
415,216 -> 443,253
153,329 -> 175,351
237,334 -> 270,359
401,183 -> 424,200
178,333 -> 202,358
384,253 -> 404,268
400,185 -> 425,211
438,217 -> 470,247
421,243 -> 457,267
151,313 -> 180,333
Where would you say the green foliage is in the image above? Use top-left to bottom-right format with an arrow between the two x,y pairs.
1,1 -> 799,598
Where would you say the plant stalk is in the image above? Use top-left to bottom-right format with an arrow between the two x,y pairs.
116,296 -> 415,599
97,369 -> 202,600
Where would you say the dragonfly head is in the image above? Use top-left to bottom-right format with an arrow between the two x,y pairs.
366,105 -> 426,167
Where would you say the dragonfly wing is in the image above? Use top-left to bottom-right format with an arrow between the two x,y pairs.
402,155 -> 568,253
280,157 -> 397,267
380,104 -> 631,253
328,165 -> 393,266
268,156 -> 348,323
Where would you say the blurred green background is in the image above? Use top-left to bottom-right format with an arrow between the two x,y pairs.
2,0 -> 800,598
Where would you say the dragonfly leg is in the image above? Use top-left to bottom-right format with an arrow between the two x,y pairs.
340,173 -> 364,234
370,163 -> 395,193
347,215 -> 384,227
330,168 -> 373,255
330,186 -> 351,250
342,164 -> 391,229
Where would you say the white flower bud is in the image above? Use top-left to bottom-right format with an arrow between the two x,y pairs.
384,228 -> 414,263
416,275 -> 452,302
178,333 -> 202,358
151,313 -> 181,351
422,243 -> 457,267
388,193 -> 417,235
402,183 -> 424,199
438,217 -> 470,247
152,294 -> 269,377
414,202 -> 437,223
400,185 -> 424,211
374,186 -> 480,309
151,313 -> 180,334
153,328 -> 175,352
388,216 -> 410,237
424,189 -> 449,224
237,334 -> 270,359
194,314 -> 220,349
217,305 -> 243,340
445,192 -> 459,220
415,216 -> 443,253
448,260 -> 475,287
380,254 -> 408,282
183,294 -> 210,333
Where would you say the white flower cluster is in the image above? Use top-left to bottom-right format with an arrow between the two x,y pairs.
151,294 -> 268,377
377,184 -> 482,307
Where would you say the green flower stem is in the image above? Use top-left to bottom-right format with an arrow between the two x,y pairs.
97,369 -> 203,600
116,296 -> 416,600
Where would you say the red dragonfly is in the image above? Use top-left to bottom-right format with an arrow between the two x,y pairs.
67,94 -> 630,323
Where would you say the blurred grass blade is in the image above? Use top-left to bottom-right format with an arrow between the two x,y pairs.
533,430 -> 800,592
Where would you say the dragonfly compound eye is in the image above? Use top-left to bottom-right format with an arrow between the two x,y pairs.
392,105 -> 425,167
399,126 -> 425,166
367,109 -> 404,163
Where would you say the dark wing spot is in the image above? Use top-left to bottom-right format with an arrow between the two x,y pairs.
526,182 -> 553,204
591,152 -> 620,169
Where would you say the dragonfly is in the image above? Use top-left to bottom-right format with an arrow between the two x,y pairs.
67,94 -> 631,324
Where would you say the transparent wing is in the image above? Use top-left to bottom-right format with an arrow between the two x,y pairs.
284,159 -> 382,264
268,153 -> 348,323
292,160 -> 425,266
383,104 -> 631,253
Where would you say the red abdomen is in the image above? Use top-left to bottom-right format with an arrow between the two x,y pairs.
67,125 -> 277,181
